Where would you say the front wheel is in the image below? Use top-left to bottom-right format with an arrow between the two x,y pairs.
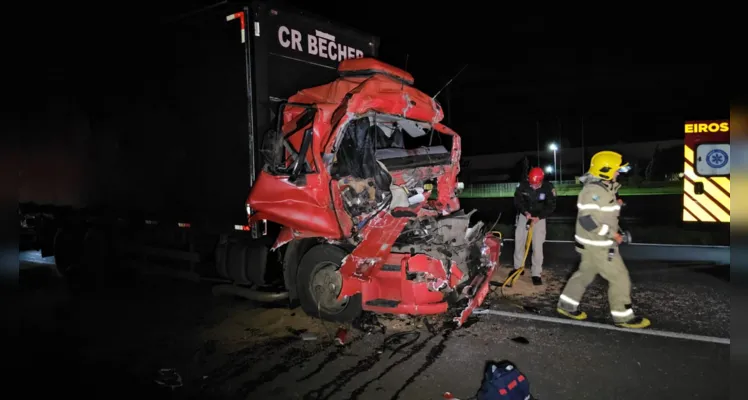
296,245 -> 362,323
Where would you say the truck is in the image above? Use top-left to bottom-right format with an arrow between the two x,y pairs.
21,0 -> 500,326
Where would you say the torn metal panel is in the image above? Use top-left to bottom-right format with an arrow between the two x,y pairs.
246,58 -> 499,323
271,227 -> 295,251
454,234 -> 501,326
337,207 -> 415,300
248,172 -> 341,238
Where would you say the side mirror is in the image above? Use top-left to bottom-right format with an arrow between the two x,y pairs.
289,128 -> 313,183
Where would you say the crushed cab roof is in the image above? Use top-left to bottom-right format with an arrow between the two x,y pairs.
287,58 -> 443,126
338,58 -> 414,85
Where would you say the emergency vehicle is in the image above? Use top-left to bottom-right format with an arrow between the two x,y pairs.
682,120 -> 730,223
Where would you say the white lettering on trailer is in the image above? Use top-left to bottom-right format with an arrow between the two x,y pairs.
318,37 -> 329,59
328,42 -> 337,60
307,34 -> 318,55
278,26 -> 290,47
277,26 -> 365,62
278,26 -> 303,51
315,30 -> 335,41
291,30 -> 302,51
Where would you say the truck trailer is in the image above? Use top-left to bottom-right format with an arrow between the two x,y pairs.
22,0 -> 500,326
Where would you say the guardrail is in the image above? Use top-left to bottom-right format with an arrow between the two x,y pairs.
460,180 -> 683,198
499,240 -> 730,265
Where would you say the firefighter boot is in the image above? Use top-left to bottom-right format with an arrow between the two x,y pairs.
611,304 -> 651,329
556,307 -> 587,320
556,294 -> 587,320
615,316 -> 651,329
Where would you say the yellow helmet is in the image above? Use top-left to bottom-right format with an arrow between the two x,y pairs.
588,151 -> 630,180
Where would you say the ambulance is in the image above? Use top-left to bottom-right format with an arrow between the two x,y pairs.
682,120 -> 730,223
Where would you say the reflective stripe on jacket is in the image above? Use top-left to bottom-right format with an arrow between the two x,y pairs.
574,174 -> 621,247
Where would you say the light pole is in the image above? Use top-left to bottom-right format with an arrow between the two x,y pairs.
549,143 -> 558,183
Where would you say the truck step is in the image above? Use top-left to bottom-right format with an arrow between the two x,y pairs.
365,298 -> 401,308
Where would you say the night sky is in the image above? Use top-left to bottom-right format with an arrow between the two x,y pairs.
290,1 -> 730,156
44,1 -> 730,157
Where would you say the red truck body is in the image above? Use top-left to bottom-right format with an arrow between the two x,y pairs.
248,58 -> 500,325
21,1 -> 498,326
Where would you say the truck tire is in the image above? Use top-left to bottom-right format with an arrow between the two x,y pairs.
216,240 -> 269,285
296,244 -> 362,323
53,229 -> 82,277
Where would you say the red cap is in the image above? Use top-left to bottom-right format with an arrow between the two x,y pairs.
528,167 -> 544,185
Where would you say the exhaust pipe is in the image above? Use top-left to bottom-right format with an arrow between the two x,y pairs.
212,284 -> 289,302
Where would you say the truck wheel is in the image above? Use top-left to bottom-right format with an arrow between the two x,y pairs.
296,245 -> 362,323
53,229 -> 81,277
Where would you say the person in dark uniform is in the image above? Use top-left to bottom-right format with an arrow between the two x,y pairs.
512,167 -> 556,285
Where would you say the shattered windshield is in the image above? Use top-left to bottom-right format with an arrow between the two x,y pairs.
333,114 -> 452,178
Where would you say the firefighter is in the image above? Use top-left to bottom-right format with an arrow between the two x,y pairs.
556,150 -> 651,329
513,167 -> 556,285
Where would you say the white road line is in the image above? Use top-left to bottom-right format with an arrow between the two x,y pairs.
472,308 -> 730,345
501,238 -> 728,248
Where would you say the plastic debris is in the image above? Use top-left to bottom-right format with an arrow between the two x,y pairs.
335,327 -> 347,345
155,368 -> 183,390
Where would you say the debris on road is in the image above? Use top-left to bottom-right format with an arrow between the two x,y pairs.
334,327 -> 347,346
510,336 -> 530,345
352,312 -> 386,335
300,332 -> 318,341
155,368 -> 183,390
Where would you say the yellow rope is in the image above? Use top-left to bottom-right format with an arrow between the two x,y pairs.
502,223 -> 533,288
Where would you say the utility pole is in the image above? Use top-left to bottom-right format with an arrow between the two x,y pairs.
557,117 -> 562,182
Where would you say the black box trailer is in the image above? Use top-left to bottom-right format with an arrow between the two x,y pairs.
21,0 -> 379,285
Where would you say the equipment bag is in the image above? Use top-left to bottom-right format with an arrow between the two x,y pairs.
477,360 -> 532,400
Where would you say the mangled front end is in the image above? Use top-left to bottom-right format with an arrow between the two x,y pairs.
247,58 -> 500,326
341,208 -> 501,327
323,110 -> 500,326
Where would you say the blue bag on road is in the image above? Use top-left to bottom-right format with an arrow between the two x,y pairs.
477,360 -> 532,400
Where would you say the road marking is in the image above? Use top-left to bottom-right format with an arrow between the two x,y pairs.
501,238 -> 729,249
472,308 -> 730,345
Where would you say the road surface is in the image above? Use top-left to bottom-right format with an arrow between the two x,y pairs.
6,251 -> 729,399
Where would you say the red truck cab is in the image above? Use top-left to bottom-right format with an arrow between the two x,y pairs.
248,58 -> 500,326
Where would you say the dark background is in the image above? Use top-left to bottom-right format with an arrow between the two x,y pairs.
38,0 -> 730,158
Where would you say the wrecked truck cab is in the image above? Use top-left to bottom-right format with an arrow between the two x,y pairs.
247,58 -> 500,326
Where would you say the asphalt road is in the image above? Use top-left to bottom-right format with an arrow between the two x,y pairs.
6,252 -> 730,399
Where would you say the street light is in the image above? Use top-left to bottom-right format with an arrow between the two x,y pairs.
545,165 -> 553,174
548,143 -> 558,182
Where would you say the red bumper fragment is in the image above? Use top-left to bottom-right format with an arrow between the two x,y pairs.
454,233 -> 501,327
